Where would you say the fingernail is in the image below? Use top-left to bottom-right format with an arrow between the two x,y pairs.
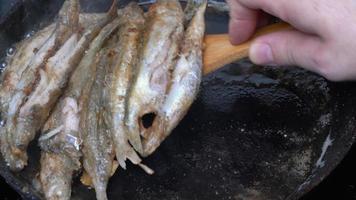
250,42 -> 275,65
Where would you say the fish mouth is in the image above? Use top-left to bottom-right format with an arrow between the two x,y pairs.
138,111 -> 167,157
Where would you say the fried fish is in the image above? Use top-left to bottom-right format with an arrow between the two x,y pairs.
12,0 -> 118,170
82,47 -> 115,200
142,0 -> 207,156
107,2 -> 152,171
125,0 -> 184,155
0,0 -> 80,171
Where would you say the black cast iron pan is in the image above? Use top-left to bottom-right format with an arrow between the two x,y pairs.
1,0 -> 356,199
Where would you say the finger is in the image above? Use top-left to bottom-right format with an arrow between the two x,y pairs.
249,29 -> 325,75
227,0 -> 259,44
238,0 -> 323,35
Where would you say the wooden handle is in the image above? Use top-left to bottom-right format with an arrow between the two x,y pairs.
203,22 -> 292,75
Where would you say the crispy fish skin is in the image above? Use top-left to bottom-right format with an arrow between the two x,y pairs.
12,1 -> 118,170
82,48 -> 114,200
38,8 -> 119,200
0,0 -> 80,171
143,1 -> 207,156
125,0 -> 184,155
40,18 -> 121,152
108,3 -> 146,170
0,24 -> 55,110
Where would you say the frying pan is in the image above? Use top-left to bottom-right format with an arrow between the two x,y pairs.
1,0 -> 356,199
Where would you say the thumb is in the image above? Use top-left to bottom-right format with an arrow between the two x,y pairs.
249,29 -> 324,72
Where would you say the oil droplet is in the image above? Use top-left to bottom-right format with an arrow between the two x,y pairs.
0,61 -> 7,73
25,30 -> 35,38
6,47 -> 15,56
0,120 -> 5,128
1,61 -> 7,68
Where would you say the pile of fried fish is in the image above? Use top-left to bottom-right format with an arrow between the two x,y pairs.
0,0 -> 206,199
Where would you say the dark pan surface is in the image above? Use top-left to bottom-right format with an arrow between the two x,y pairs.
1,1 -> 356,199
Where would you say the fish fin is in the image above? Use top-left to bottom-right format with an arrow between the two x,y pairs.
125,105 -> 144,154
93,182 -> 109,200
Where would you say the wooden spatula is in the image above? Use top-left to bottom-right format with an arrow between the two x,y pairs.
203,22 -> 292,75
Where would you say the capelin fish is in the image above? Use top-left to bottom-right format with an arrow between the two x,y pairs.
82,47 -> 115,200
142,0 -> 207,156
108,3 -> 153,173
38,5 -> 119,200
10,0 -> 118,170
0,24 -> 55,170
0,0 -> 80,171
125,0 -> 184,155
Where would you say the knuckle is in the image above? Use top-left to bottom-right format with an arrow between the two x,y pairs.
313,51 -> 336,80
286,44 -> 297,66
278,34 -> 297,66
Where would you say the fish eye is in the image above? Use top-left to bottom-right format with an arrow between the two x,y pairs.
141,112 -> 157,129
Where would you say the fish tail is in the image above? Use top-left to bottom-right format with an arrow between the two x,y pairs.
93,182 -> 109,200
55,0 -> 80,45
184,0 -> 207,25
106,0 -> 119,20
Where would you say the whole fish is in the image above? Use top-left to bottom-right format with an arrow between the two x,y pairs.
0,24 -> 55,170
38,4 -> 119,200
79,15 -> 124,200
0,0 -> 80,171
108,2 -> 152,171
125,0 -> 184,155
142,0 -> 207,156
82,47 -> 115,200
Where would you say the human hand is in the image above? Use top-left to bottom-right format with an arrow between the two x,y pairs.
227,0 -> 356,81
